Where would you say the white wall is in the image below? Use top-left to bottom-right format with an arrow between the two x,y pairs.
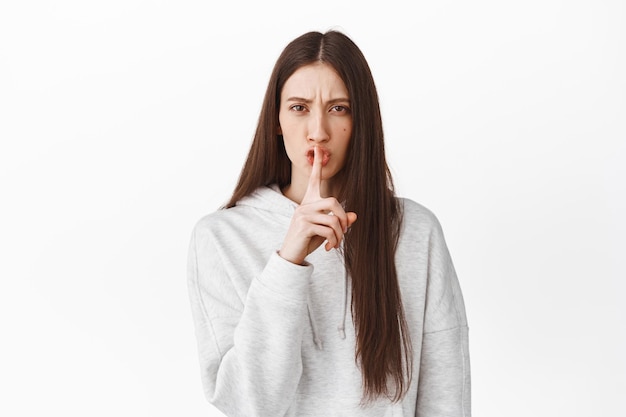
1,1 -> 624,416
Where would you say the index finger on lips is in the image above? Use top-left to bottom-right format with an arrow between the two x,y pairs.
303,145 -> 323,202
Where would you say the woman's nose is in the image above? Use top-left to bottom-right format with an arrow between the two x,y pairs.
307,113 -> 329,143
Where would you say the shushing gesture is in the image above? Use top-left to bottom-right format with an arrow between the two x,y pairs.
278,146 -> 358,265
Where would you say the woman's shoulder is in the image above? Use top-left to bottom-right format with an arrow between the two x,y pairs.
191,203 -> 259,236
396,197 -> 443,232
190,185 -> 293,240
192,207 -> 230,229
395,197 -> 453,259
188,208 -> 233,245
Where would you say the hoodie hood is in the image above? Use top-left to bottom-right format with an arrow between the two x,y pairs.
236,184 -> 298,217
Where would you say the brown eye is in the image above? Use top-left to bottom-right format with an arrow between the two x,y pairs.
331,105 -> 350,113
291,105 -> 306,112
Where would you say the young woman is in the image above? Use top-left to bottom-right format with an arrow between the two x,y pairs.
187,30 -> 471,416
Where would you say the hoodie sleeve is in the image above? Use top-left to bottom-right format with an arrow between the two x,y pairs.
416,216 -> 471,417
187,221 -> 312,417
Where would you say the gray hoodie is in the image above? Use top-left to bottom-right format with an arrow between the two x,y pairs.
187,185 -> 471,416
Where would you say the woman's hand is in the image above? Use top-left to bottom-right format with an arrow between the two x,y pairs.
278,146 -> 357,265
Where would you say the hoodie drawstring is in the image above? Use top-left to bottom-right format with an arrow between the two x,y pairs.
307,299 -> 323,350
307,251 -> 349,350
337,268 -> 348,340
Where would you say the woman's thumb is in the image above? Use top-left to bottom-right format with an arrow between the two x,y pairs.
347,212 -> 357,227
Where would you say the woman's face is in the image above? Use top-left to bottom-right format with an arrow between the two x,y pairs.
278,62 -> 352,188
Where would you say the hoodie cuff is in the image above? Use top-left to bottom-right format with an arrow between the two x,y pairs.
256,251 -> 313,303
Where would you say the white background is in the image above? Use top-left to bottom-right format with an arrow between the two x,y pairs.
1,1 -> 624,416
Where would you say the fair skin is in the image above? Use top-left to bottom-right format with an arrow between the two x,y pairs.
277,62 -> 358,265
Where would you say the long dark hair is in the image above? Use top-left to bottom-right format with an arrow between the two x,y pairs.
226,30 -> 412,402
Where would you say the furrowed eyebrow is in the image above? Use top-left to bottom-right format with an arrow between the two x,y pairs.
327,98 -> 351,106
285,96 -> 350,105
285,96 -> 312,103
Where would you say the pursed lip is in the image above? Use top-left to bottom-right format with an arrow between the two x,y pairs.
306,146 -> 331,166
